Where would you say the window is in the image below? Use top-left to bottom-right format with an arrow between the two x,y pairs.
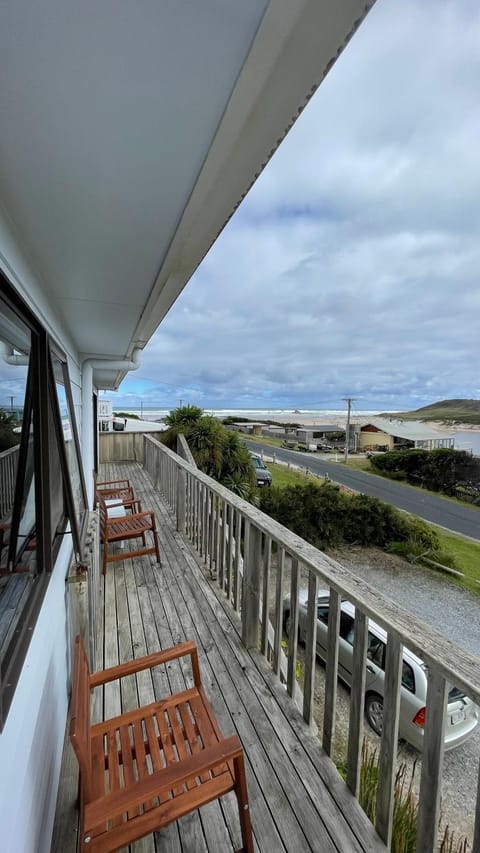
367,632 -> 385,667
50,349 -> 87,539
0,274 -> 87,728
366,630 -> 416,693
340,611 -> 354,644
317,604 -> 329,625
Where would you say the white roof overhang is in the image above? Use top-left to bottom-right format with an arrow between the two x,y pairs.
0,1 -> 375,388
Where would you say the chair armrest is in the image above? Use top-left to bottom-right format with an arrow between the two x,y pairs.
84,735 -> 242,830
89,640 -> 200,688
104,509 -> 153,525
105,497 -> 141,511
97,478 -> 131,488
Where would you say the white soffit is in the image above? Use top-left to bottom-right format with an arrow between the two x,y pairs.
0,1 -> 375,387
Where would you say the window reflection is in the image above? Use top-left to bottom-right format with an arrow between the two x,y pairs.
51,352 -> 86,530
0,299 -> 36,659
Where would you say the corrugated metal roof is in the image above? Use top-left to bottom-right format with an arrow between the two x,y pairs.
361,419 -> 453,441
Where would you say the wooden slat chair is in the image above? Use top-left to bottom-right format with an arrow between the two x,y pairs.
70,635 -> 254,853
97,493 -> 161,575
93,473 -> 136,511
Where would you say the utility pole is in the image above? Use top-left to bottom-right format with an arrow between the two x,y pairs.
342,397 -> 356,464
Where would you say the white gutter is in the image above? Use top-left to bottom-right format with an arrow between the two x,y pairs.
0,342 -> 29,366
82,347 -> 142,504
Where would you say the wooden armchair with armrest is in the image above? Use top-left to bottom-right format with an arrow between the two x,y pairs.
70,635 -> 254,853
93,472 -> 136,511
97,493 -> 160,575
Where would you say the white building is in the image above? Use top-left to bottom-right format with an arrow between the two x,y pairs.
358,419 -> 455,452
0,4 -> 376,851
98,399 -> 113,431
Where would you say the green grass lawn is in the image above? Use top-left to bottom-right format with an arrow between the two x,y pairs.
242,434 -> 285,449
267,462 -> 320,488
339,457 -> 372,471
433,528 -> 480,591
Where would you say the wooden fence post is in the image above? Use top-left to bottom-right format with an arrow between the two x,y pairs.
176,466 -> 186,533
242,523 -> 261,649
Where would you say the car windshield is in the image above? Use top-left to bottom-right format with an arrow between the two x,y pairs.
252,457 -> 266,469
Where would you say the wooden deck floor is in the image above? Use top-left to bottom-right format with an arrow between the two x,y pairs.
53,461 -> 386,853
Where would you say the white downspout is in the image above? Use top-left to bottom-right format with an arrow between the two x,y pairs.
82,348 -> 142,505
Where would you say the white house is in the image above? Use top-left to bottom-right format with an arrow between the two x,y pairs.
0,4 -> 377,850
358,419 -> 455,452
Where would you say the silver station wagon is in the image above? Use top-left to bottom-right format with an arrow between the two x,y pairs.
283,589 -> 479,752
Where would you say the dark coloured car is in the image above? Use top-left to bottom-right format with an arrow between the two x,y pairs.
250,452 -> 272,487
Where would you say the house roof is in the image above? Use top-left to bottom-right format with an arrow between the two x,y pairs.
361,419 -> 454,441
297,425 -> 343,433
0,1 -> 375,388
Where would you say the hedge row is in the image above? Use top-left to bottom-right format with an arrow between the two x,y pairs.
259,481 -> 437,551
369,448 -> 480,495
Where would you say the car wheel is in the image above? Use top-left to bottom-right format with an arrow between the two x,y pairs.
365,693 -> 384,736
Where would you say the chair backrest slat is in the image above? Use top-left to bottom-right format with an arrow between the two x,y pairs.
70,635 -> 92,797
97,493 -> 108,539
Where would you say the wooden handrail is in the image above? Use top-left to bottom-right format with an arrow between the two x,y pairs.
142,432 -> 480,852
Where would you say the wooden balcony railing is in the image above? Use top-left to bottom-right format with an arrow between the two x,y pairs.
143,434 -> 480,852
0,444 -> 19,520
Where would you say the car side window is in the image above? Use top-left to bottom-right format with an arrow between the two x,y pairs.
367,633 -> 385,668
317,605 -> 329,625
402,662 -> 415,693
339,612 -> 354,644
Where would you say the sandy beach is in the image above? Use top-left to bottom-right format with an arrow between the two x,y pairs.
261,413 -> 480,434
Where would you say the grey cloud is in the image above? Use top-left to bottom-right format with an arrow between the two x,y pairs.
118,0 -> 480,410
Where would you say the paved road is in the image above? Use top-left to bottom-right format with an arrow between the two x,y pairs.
246,441 -> 480,541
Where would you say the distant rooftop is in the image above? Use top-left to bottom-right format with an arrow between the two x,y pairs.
363,418 -> 453,441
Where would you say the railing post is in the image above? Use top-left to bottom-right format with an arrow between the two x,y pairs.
303,570 -> 318,724
347,609 -> 368,797
416,670 -> 448,853
241,523 -> 261,649
323,588 -> 340,757
376,633 -> 402,847
176,465 -> 186,533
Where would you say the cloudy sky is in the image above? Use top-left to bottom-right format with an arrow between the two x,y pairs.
112,0 -> 480,414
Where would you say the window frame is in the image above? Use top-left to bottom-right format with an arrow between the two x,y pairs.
0,272 -> 87,729
48,342 -> 88,555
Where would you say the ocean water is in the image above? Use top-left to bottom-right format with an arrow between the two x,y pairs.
129,407 -> 383,421
127,407 -> 480,455
453,430 -> 480,455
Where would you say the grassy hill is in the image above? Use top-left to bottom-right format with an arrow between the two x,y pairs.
380,399 -> 480,425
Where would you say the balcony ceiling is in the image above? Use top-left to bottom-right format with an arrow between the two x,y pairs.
0,1 -> 374,388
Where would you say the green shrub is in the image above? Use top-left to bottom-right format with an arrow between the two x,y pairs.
260,482 -> 348,549
0,408 -> 20,452
162,406 -> 255,496
260,482 -> 438,551
370,448 -> 480,496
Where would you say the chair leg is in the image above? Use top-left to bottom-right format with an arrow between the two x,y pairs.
151,520 -> 161,564
233,753 -> 254,853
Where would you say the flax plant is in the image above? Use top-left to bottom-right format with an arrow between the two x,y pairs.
357,740 -> 468,853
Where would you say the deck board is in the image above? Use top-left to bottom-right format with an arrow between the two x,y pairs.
52,460 -> 386,853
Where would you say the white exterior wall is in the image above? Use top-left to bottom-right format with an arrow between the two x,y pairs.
0,212 -> 93,852
0,538 -> 72,853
